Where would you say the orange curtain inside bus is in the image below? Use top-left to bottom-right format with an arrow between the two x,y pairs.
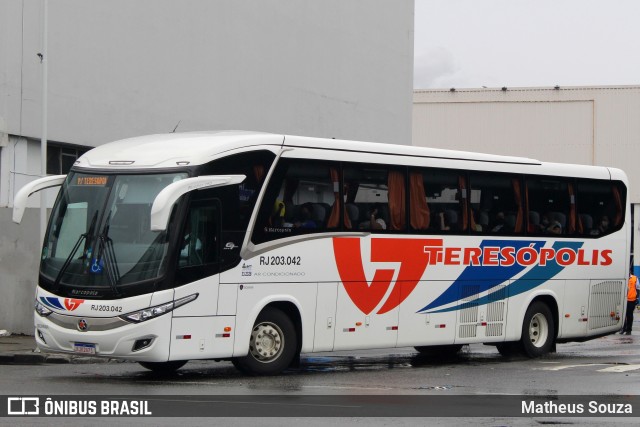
612,184 -> 623,226
512,178 -> 523,233
458,175 -> 468,231
253,165 -> 265,184
567,182 -> 581,234
327,168 -> 350,229
525,182 -> 534,233
409,172 -> 430,230
387,170 -> 406,231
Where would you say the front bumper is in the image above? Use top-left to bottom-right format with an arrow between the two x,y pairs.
34,311 -> 172,362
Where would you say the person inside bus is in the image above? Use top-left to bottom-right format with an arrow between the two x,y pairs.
540,213 -> 562,235
270,199 -> 286,227
359,204 -> 387,230
491,211 -> 506,232
590,215 -> 610,236
437,211 -> 450,231
293,203 -> 317,229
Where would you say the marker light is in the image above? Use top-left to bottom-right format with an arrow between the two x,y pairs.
120,293 -> 198,324
35,300 -> 53,317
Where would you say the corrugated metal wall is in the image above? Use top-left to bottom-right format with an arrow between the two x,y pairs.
414,100 -> 594,165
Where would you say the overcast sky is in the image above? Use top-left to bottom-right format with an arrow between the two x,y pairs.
414,0 -> 640,89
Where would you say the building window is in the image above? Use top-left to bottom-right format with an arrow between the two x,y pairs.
46,144 -> 88,175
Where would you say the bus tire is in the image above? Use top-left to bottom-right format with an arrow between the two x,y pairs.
414,344 -> 463,357
496,342 -> 522,357
520,301 -> 555,358
138,360 -> 187,373
232,307 -> 298,375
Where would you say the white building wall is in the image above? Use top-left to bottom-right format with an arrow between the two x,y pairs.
0,0 -> 414,333
414,100 -> 595,165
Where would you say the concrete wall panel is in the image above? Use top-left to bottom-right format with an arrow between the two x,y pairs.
0,208 -> 40,334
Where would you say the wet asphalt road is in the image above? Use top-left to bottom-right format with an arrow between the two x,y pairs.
2,331 -> 640,426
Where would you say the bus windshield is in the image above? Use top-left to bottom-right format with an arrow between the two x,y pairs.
41,171 -> 187,292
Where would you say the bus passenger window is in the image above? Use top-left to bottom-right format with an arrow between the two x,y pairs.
343,164 -> 405,233
411,168 -> 463,233
577,180 -> 626,237
469,173 -> 523,235
526,178 -> 571,236
198,150 -> 275,232
252,159 -> 337,244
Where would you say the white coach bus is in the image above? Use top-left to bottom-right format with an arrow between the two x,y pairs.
13,131 -> 629,375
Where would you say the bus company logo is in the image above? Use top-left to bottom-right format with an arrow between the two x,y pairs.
64,298 -> 84,311
7,397 -> 40,415
39,297 -> 85,312
333,238 -> 435,315
332,237 -> 613,315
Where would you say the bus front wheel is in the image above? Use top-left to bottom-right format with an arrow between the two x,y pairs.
520,301 -> 555,358
232,307 -> 298,375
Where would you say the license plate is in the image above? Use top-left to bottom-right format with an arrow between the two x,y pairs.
73,342 -> 96,355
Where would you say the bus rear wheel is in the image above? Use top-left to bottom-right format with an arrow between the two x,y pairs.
520,301 -> 555,358
139,360 -> 187,373
232,307 -> 298,375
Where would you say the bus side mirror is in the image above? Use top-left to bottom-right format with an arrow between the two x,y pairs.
12,175 -> 67,224
150,175 -> 245,231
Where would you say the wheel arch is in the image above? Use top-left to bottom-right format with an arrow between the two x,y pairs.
513,291 -> 560,341
265,301 -> 303,359
531,294 -> 559,341
234,296 -> 305,357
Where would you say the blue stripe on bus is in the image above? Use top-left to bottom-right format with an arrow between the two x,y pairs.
418,240 -> 584,314
40,297 -> 64,310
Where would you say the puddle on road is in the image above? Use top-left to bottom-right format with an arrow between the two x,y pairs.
296,350 -> 503,374
63,334 -> 640,385
413,385 -> 454,390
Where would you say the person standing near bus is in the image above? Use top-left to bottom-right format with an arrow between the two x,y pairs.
620,272 -> 638,335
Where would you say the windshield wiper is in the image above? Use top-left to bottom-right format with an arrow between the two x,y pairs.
96,211 -> 122,296
52,210 -> 98,291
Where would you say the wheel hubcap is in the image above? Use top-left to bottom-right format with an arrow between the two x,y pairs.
249,322 -> 284,363
529,313 -> 549,348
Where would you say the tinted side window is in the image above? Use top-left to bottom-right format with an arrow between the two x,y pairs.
253,159 -> 338,244
409,168 -> 466,234
344,164 -> 406,233
199,150 -> 275,231
179,204 -> 218,268
175,199 -> 221,286
469,173 -> 523,235
577,180 -> 626,237
526,178 -> 572,236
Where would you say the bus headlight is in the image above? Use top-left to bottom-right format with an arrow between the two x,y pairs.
35,300 -> 53,317
120,293 -> 199,323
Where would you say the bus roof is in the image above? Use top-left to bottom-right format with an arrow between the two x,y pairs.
75,130 -> 544,170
